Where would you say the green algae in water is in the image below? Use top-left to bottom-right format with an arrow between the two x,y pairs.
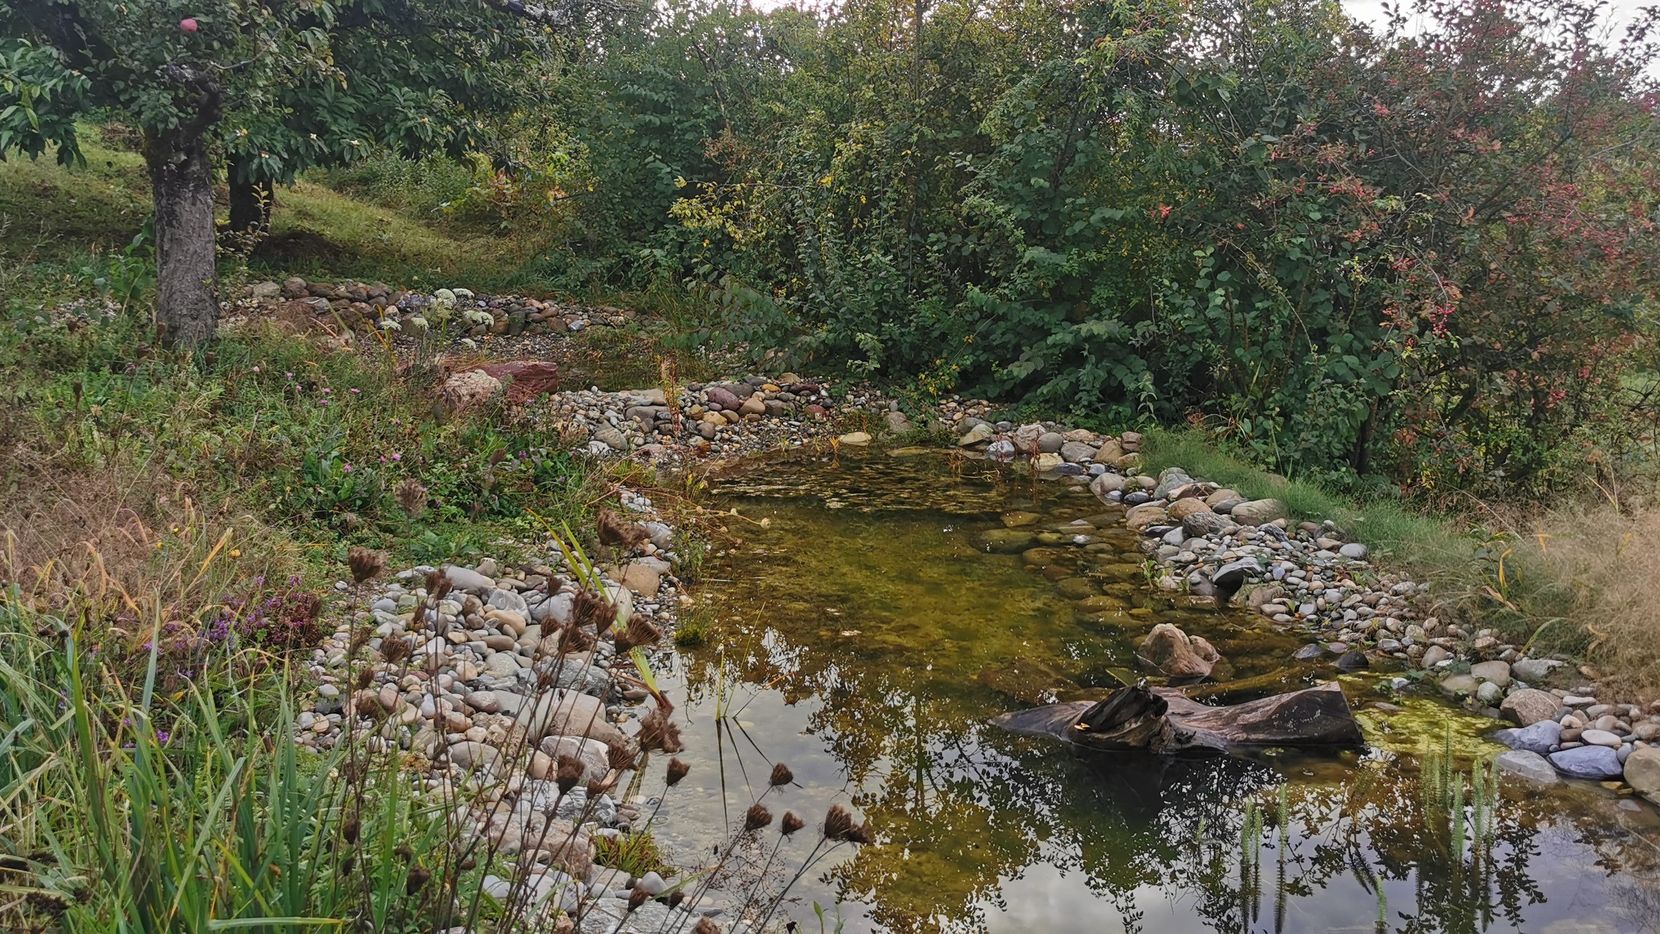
656,451 -> 1660,934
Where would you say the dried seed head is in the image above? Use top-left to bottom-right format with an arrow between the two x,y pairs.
571,588 -> 615,632
666,757 -> 690,786
586,778 -> 606,797
638,706 -> 684,754
769,762 -> 794,787
555,755 -> 584,793
347,546 -> 386,583
394,477 -> 429,518
558,622 -> 596,653
693,918 -> 721,934
667,890 -> 685,908
628,886 -> 649,910
607,741 -> 638,772
379,636 -> 411,664
342,816 -> 360,844
824,805 -> 855,841
844,821 -> 875,845
615,615 -> 663,651
781,811 -> 805,836
404,865 -> 430,895
743,803 -> 773,833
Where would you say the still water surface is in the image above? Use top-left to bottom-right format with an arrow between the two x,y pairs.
648,451 -> 1660,933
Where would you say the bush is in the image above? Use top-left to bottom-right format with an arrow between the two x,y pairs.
559,0 -> 1660,498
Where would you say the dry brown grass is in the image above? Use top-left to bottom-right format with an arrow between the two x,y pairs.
1518,499 -> 1660,699
0,444 -> 295,624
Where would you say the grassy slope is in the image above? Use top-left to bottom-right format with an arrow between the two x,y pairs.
0,125 -> 551,297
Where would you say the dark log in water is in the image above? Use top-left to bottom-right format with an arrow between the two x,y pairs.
990,681 -> 1363,754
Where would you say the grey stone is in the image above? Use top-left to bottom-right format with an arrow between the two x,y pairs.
1549,745 -> 1623,780
958,423 -> 995,446
443,565 -> 495,593
1059,441 -> 1097,463
487,588 -> 530,615
1470,660 -> 1512,687
1230,499 -> 1288,524
1338,542 -> 1369,560
1182,511 -> 1233,537
1153,468 -> 1195,500
1624,746 -> 1660,799
1495,750 -> 1560,785
1580,728 -> 1623,748
1511,658 -> 1565,683
1500,688 -> 1559,726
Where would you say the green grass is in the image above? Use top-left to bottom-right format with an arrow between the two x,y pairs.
2,316 -> 606,575
1135,427 -> 1598,658
1137,428 -> 1479,575
0,123 -> 572,299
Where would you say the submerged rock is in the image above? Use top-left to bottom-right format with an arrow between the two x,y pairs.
1137,623 -> 1221,680
1496,750 -> 1560,785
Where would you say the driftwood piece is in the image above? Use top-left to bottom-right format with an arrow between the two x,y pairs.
990,681 -> 1363,755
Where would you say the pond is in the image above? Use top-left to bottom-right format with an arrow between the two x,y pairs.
650,450 -> 1660,933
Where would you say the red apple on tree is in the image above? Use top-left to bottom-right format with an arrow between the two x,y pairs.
179,17 -> 199,33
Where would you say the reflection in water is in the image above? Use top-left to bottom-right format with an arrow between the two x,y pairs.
654,452 -> 1660,933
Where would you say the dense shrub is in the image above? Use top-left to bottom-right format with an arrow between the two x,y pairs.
547,0 -> 1660,496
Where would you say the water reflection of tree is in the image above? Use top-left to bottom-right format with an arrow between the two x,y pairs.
689,463 -> 1660,932
685,619 -> 1660,934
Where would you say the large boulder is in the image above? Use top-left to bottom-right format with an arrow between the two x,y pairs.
1549,745 -> 1623,780
1499,688 -> 1560,726
1137,623 -> 1221,680
1624,747 -> 1660,800
1493,719 -> 1561,755
472,360 -> 561,403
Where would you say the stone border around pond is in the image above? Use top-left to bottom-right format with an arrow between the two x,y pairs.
300,490 -> 756,933
933,408 -> 1660,802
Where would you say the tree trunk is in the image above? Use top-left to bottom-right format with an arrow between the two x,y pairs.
145,130 -> 219,347
227,156 -> 273,237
